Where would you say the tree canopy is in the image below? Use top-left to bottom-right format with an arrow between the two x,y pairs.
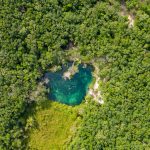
0,0 -> 150,149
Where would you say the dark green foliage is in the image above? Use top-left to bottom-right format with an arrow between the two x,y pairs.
0,0 -> 150,149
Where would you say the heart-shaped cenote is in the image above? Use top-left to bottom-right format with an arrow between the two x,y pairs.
45,64 -> 93,105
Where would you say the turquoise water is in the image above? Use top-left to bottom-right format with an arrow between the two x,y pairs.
45,65 -> 93,105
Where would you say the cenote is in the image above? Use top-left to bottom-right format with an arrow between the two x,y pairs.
45,64 -> 93,105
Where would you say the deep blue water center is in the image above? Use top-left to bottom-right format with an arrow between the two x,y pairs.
45,65 -> 93,105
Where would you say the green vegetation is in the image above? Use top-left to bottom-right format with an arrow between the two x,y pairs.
28,101 -> 79,150
0,0 -> 150,149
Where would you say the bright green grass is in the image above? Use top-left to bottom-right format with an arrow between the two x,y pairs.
28,100 -> 80,150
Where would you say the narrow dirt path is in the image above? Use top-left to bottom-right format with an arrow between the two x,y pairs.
121,0 -> 127,16
120,0 -> 134,28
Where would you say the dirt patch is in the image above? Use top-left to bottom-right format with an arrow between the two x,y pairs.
128,14 -> 135,28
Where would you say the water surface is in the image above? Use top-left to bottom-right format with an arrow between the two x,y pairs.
45,65 -> 92,105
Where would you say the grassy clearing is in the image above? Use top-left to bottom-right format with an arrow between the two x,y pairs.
28,100 -> 81,150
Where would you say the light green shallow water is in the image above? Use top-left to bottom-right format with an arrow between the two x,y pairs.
45,65 -> 93,105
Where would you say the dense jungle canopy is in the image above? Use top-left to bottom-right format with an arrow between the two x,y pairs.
0,0 -> 150,149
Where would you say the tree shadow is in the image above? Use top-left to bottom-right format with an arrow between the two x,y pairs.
23,100 -> 52,148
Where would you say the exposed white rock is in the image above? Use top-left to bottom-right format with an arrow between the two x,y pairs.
88,77 -> 104,104
63,72 -> 71,80
83,64 -> 87,68
44,78 -> 49,84
128,14 -> 134,28
94,78 -> 99,90
89,89 -> 94,96
87,64 -> 105,104
63,63 -> 78,80
98,99 -> 104,104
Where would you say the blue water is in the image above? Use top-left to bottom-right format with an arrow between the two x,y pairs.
45,65 -> 93,105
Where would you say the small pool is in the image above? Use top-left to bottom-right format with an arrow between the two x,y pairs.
45,65 -> 93,105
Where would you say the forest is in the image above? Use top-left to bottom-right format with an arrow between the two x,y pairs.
0,0 -> 150,149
